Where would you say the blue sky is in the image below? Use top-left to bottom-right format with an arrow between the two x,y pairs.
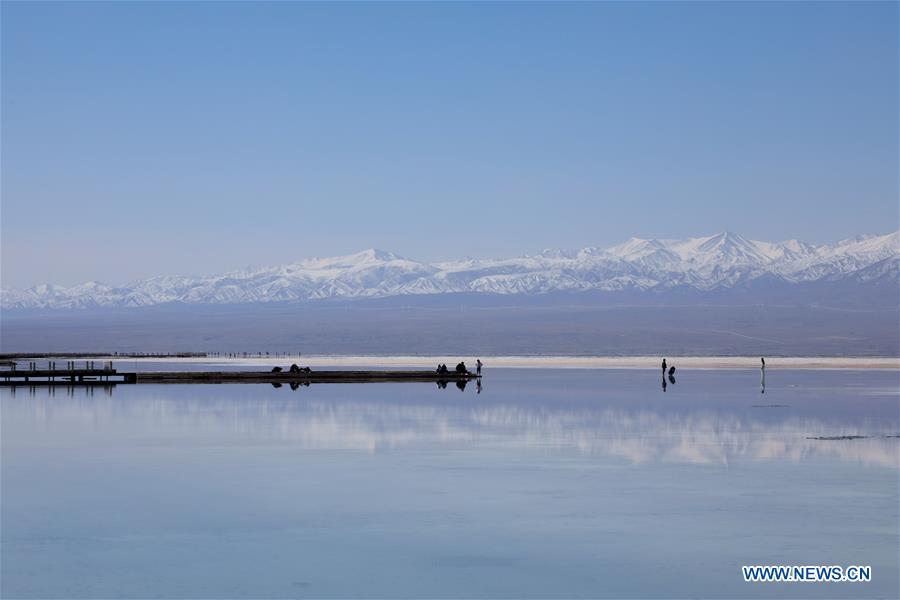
2,1 -> 897,287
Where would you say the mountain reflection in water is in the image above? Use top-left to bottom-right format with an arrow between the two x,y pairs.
3,367 -> 898,599
11,368 -> 898,468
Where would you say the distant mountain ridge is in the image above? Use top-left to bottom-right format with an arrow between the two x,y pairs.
3,231 -> 898,309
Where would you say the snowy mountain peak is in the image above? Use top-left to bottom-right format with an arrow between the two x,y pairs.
698,231 -> 749,248
697,231 -> 770,262
295,248 -> 407,270
537,248 -> 577,260
356,248 -> 402,262
606,237 -> 667,259
4,231 -> 897,309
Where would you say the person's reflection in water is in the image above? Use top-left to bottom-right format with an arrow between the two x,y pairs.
668,374 -> 676,385
289,381 -> 300,391
661,373 -> 667,392
456,379 -> 467,392
476,378 -> 482,394
271,382 -> 283,389
436,380 -> 448,390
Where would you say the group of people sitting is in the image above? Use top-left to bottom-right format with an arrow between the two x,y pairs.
271,364 -> 311,374
436,362 -> 469,375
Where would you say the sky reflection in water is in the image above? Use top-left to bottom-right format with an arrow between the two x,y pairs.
2,368 -> 898,598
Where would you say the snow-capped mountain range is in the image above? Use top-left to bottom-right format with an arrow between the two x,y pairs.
4,231 -> 898,310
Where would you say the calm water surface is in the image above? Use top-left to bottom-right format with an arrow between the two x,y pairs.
2,367 -> 898,598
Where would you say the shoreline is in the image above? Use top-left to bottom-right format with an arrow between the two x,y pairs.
10,355 -> 897,370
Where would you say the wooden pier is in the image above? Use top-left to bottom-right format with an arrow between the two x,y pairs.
1,367 -> 477,386
1,367 -> 130,385
137,370 -> 478,385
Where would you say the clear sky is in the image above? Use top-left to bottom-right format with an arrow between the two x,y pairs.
2,1 -> 897,287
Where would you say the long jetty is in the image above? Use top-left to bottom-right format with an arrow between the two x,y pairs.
1,368 -> 127,385
135,370 -> 476,384
1,367 -> 477,386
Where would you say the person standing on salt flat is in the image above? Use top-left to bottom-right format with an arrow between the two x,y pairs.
661,358 -> 667,374
476,359 -> 483,376
760,357 -> 766,394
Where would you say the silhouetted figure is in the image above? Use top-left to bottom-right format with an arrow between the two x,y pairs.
436,364 -> 449,375
271,382 -> 282,388
289,363 -> 301,373
760,357 -> 766,394
271,366 -> 283,373
662,358 -> 667,374
668,374 -> 676,385
456,362 -> 467,374
476,379 -> 482,394
668,366 -> 675,376
476,359 -> 483,376
436,380 -> 448,389
662,374 -> 667,392
456,380 -> 467,391
290,381 -> 300,391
